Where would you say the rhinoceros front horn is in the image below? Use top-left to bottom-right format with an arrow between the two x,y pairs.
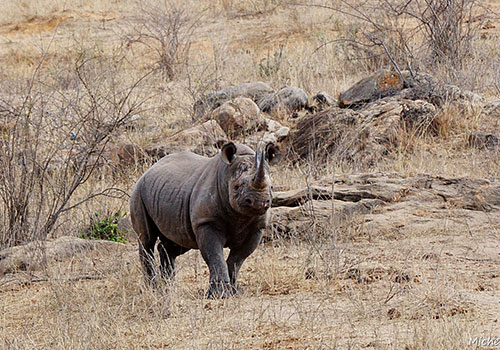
253,148 -> 267,188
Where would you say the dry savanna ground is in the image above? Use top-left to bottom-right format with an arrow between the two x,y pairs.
1,0 -> 500,349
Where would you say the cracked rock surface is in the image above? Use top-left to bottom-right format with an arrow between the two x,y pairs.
269,173 -> 500,239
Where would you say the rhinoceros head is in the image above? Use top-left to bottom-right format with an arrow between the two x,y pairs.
220,142 -> 278,216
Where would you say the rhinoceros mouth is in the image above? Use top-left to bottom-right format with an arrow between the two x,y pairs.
239,197 -> 271,216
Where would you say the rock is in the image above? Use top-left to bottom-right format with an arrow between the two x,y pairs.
340,69 -> 482,109
269,198 -> 384,239
313,92 -> 337,108
468,131 -> 499,149
400,100 -> 437,132
401,71 -> 484,107
262,118 -> 289,141
237,116 -> 290,152
145,120 -> 227,159
268,173 -> 500,240
288,96 -> 438,166
194,82 -> 274,117
258,86 -> 308,115
0,236 -> 124,276
211,97 -> 264,138
339,69 -> 404,108
287,106 -> 383,166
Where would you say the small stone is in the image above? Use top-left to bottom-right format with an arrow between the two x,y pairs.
387,308 -> 401,319
313,92 -> 337,107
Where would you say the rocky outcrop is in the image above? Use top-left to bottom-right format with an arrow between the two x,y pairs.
194,82 -> 274,117
339,69 -> 405,108
339,69 -> 482,109
288,97 -> 437,166
269,173 -> 500,239
0,236 -> 125,276
145,120 -> 227,159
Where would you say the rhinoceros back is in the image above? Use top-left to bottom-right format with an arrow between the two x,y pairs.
133,152 -> 211,249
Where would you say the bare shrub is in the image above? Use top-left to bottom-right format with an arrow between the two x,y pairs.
0,54 -> 150,249
310,0 -> 489,84
125,0 -> 205,81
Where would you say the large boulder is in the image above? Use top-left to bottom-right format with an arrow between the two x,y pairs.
211,97 -> 264,138
258,86 -> 308,115
145,120 -> 227,159
339,69 -> 405,108
0,236 -> 124,276
194,82 -> 274,117
288,97 -> 437,166
268,173 -> 500,240
340,69 -> 483,109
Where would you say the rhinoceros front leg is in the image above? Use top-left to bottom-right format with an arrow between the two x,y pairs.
226,229 -> 263,293
196,226 -> 232,299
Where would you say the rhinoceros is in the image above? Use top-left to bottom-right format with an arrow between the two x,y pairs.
130,142 -> 277,298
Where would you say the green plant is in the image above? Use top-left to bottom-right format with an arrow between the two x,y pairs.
79,211 -> 127,243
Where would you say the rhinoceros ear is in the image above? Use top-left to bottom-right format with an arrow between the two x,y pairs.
221,142 -> 237,164
265,142 -> 281,165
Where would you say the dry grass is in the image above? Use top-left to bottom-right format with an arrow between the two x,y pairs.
1,0 -> 500,348
1,231 -> 492,349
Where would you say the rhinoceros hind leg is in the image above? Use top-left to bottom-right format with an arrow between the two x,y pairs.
131,193 -> 160,285
138,237 -> 157,285
157,235 -> 190,280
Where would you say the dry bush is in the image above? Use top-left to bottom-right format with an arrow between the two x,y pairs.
125,0 -> 206,81
309,0 -> 491,88
0,52 -> 150,249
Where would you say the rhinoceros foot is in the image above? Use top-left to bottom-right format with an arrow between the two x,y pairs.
206,281 -> 235,299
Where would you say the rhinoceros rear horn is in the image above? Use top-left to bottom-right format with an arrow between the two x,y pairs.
253,148 -> 267,188
221,142 -> 237,164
